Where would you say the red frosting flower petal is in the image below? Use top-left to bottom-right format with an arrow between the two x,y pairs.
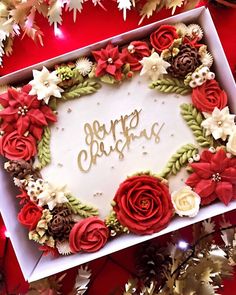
186,149 -> 236,206
192,80 -> 227,113
18,202 -> 43,230
0,131 -> 37,161
0,86 -> 57,141
69,217 -> 109,253
92,43 -> 124,80
121,41 -> 150,72
215,182 -> 233,205
150,25 -> 178,53
113,175 -> 173,235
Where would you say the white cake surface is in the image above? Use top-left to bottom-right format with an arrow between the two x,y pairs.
41,74 -> 196,218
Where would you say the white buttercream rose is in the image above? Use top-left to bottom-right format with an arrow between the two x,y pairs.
226,128 -> 236,156
171,186 -> 201,218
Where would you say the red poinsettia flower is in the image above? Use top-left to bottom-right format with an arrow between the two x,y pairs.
0,85 -> 57,140
186,148 -> 236,205
17,189 -> 30,205
39,245 -> 59,257
183,36 -> 204,49
92,43 -> 124,80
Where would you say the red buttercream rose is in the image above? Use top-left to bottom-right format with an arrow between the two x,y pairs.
192,79 -> 227,113
18,202 -> 43,230
0,131 -> 37,161
150,25 -> 178,53
69,217 -> 109,253
121,41 -> 151,71
186,149 -> 236,205
113,175 -> 173,235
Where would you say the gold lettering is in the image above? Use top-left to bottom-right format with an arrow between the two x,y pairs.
77,109 -> 164,172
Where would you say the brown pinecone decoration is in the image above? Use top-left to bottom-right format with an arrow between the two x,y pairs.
47,206 -> 73,241
4,160 -> 41,180
136,243 -> 171,287
168,44 -> 200,78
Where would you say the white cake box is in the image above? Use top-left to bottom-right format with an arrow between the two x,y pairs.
0,6 -> 236,282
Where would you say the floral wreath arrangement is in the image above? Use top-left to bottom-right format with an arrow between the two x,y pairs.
0,22 -> 236,257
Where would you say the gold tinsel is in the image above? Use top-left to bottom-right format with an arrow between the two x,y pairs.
0,0 -> 203,65
122,217 -> 236,295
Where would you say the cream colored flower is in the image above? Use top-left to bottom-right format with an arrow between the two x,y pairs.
174,23 -> 188,37
201,107 -> 235,141
29,66 -> 63,104
140,52 -> 170,81
76,57 -> 93,76
171,186 -> 201,218
56,241 -> 72,255
37,183 -> 69,210
187,24 -> 203,40
29,209 -> 55,247
226,127 -> 236,156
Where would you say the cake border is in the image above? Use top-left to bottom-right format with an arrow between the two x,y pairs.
0,6 -> 236,282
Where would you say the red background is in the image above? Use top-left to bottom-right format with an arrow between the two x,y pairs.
0,1 -> 236,294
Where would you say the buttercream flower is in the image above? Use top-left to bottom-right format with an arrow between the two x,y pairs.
171,186 -> 201,217
17,189 -> 30,205
37,183 -> 69,210
0,85 -> 57,140
0,131 -> 37,161
92,43 -> 124,80
192,80 -> 227,113
69,217 -> 109,253
226,127 -> 236,156
140,52 -> 170,81
201,107 -> 235,141
26,178 -> 45,202
121,41 -> 151,71
186,148 -> 236,205
75,57 -> 93,76
29,66 -> 64,104
113,175 -> 173,235
150,25 -> 178,53
18,201 -> 43,230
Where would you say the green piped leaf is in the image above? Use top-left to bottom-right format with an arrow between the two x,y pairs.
159,143 -> 199,179
66,194 -> 98,218
150,78 -> 191,95
180,103 -> 214,147
61,80 -> 101,100
37,126 -> 51,169
100,74 -> 117,85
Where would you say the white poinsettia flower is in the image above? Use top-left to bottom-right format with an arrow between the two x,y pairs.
140,52 -> 170,82
226,127 -> 236,156
37,183 -> 69,210
201,107 -> 235,141
29,66 -> 64,104
75,57 -> 93,76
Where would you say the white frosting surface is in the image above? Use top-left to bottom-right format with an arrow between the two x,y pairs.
41,75 -> 196,218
